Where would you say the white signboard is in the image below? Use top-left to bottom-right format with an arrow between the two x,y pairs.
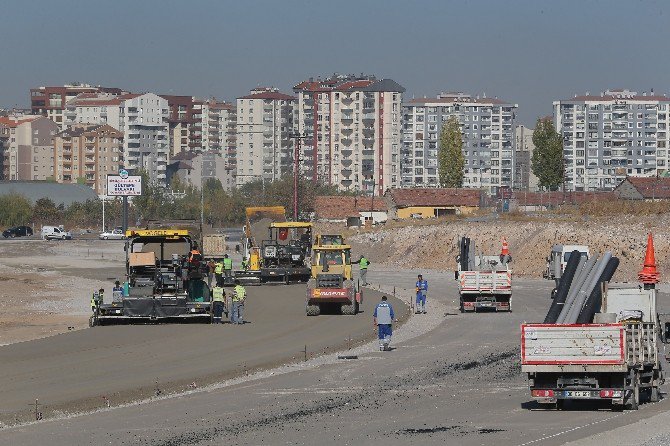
107,170 -> 142,196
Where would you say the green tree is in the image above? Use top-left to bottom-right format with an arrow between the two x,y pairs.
33,197 -> 61,224
438,116 -> 465,187
531,117 -> 564,190
0,194 -> 33,227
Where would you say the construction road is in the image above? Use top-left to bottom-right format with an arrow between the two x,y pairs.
1,268 -> 670,445
0,284 -> 403,426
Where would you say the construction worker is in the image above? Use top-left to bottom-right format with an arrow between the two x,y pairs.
373,296 -> 396,351
206,260 -> 215,288
241,257 -> 249,271
415,274 -> 428,314
354,255 -> 370,286
223,254 -> 233,279
211,285 -> 226,324
112,281 -> 124,303
214,259 -> 224,286
231,280 -> 246,324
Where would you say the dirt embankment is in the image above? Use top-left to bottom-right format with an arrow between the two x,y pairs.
332,215 -> 669,282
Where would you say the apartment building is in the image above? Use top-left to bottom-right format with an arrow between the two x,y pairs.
30,83 -> 126,130
236,88 -> 296,187
293,74 -> 405,195
53,124 -> 123,194
167,150 -> 235,191
202,99 -> 237,170
160,95 -> 206,155
402,92 -> 517,193
1,116 -> 58,181
63,92 -> 169,184
554,89 -> 670,191
514,125 -> 539,191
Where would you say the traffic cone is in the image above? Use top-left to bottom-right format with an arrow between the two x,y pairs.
638,233 -> 659,285
500,237 -> 510,257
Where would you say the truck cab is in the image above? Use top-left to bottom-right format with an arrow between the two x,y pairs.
544,245 -> 589,286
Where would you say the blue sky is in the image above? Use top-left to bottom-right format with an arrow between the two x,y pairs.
0,0 -> 667,125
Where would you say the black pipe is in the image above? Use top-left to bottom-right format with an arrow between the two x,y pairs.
544,250 -> 581,323
576,257 -> 619,324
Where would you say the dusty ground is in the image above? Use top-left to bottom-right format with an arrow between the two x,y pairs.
3,269 -> 669,445
0,239 -> 125,345
320,214 -> 670,283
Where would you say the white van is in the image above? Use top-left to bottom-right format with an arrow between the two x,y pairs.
41,225 -> 73,240
544,244 -> 589,284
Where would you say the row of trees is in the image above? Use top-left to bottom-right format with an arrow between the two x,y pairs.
0,171 -> 348,229
437,115 -> 564,191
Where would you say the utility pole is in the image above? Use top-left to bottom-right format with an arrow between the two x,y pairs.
102,195 -> 106,232
290,132 -> 308,221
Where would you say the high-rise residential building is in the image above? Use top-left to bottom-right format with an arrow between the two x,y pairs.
30,83 -> 126,130
235,88 -> 296,187
160,95 -> 206,155
63,92 -> 169,184
202,99 -> 237,170
401,92 -> 517,193
293,74 -> 405,195
53,124 -> 124,194
0,116 -> 59,181
554,89 -> 670,191
514,125 -> 539,191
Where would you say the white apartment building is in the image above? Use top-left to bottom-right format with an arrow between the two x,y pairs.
401,92 -> 517,194
64,92 -> 169,185
202,99 -> 237,171
293,74 -> 404,195
235,88 -> 296,187
554,89 -> 670,191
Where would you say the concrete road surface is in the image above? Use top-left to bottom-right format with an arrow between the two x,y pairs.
0,284 -> 402,425
1,267 -> 670,445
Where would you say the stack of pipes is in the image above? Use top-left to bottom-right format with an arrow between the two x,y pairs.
544,250 -> 619,324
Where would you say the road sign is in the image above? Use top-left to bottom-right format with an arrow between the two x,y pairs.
107,173 -> 142,196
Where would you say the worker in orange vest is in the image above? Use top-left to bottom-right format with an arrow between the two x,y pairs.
500,237 -> 512,266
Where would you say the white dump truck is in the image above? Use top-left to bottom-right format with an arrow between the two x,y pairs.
522,284 -> 663,410
457,255 -> 512,312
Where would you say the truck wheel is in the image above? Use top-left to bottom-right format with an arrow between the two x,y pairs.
555,400 -> 564,410
459,298 -> 464,313
341,303 -> 357,315
626,377 -> 640,410
306,304 -> 321,316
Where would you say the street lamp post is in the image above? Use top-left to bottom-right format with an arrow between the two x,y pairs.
290,132 -> 308,221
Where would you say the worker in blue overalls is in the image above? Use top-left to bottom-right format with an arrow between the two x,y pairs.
373,296 -> 396,351
415,274 -> 428,314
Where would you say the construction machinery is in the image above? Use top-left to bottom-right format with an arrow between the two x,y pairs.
91,227 -> 211,325
239,206 -> 312,284
314,234 -> 345,246
456,236 -> 513,312
523,235 -> 663,410
306,243 -> 362,316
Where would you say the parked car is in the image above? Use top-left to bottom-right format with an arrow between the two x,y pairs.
99,228 -> 126,240
41,226 -> 73,240
2,226 -> 33,238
